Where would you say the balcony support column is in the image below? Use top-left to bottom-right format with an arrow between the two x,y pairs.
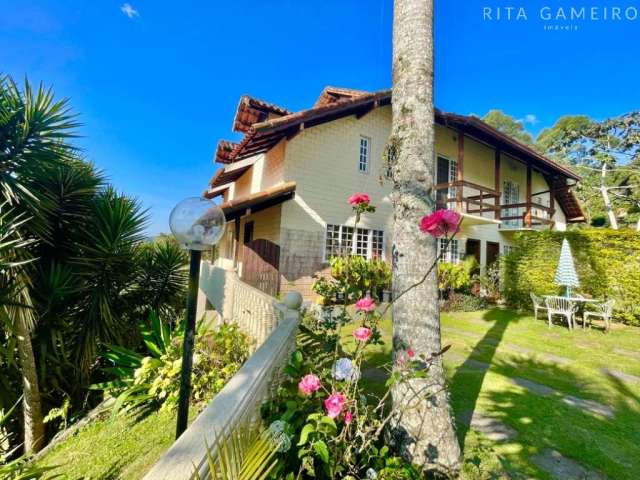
525,164 -> 533,227
457,132 -> 464,211
494,149 -> 501,220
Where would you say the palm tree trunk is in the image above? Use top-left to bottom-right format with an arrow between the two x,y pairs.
15,319 -> 44,453
389,0 -> 461,475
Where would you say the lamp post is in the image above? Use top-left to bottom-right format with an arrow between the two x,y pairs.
169,197 -> 226,439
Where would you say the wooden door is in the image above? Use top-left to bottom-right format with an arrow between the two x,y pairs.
241,239 -> 280,297
466,239 -> 481,273
486,241 -> 500,267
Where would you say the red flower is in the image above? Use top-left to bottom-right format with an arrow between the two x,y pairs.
407,348 -> 415,359
324,393 -> 347,419
344,411 -> 353,424
348,193 -> 371,206
355,297 -> 376,312
419,209 -> 461,238
298,374 -> 322,395
353,327 -> 373,342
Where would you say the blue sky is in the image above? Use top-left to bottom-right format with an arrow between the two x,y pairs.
2,1 -> 639,234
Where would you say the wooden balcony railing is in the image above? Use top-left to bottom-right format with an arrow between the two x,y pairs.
500,202 -> 555,229
435,180 -> 501,215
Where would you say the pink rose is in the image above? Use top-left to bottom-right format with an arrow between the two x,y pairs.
298,374 -> 322,396
353,327 -> 372,342
348,192 -> 371,206
344,411 -> 353,424
419,210 -> 461,238
355,297 -> 376,312
324,393 -> 347,419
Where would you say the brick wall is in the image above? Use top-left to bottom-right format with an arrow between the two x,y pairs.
278,228 -> 330,299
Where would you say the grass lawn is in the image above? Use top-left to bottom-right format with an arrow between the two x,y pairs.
342,308 -> 640,480
36,408 -> 197,479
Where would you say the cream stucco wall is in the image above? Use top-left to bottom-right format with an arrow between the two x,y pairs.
215,105 -> 572,296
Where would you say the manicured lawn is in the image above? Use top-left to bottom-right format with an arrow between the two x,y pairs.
342,308 -> 640,480
36,408 -> 197,479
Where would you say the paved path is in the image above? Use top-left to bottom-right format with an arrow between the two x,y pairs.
601,368 -> 640,385
457,411 -> 518,442
613,347 -> 640,360
531,449 -> 608,480
445,349 -> 616,419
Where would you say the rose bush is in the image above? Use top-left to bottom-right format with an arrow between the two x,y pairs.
260,195 -> 462,479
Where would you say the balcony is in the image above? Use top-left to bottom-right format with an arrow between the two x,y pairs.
435,180 -> 501,225
435,181 -> 555,230
500,199 -> 555,230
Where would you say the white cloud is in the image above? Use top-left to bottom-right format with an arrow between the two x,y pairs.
121,3 -> 139,18
522,114 -> 538,125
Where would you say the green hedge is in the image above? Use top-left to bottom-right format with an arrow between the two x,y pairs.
503,229 -> 640,325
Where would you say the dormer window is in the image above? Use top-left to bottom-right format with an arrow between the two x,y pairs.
359,136 -> 370,173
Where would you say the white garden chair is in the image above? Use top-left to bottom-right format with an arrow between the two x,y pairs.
530,292 -> 548,321
544,296 -> 578,330
584,300 -> 615,332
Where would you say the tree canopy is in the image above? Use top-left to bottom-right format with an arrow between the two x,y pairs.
482,109 -> 534,145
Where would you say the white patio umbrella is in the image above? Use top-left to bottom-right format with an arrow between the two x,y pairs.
554,238 -> 580,297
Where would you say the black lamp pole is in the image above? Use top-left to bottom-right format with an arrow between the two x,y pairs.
175,248 -> 202,439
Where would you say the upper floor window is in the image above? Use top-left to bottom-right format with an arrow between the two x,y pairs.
325,224 -> 384,261
436,155 -> 458,208
359,136 -> 370,173
503,180 -> 520,227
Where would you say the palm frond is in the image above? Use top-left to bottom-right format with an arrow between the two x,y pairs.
193,424 -> 279,480
70,188 -> 148,375
0,75 -> 80,208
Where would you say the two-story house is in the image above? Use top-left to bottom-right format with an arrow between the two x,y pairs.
205,87 -> 583,299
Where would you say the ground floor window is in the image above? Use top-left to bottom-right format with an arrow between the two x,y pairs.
503,244 -> 514,255
438,238 -> 460,264
325,224 -> 385,260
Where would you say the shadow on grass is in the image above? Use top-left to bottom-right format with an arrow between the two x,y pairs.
451,308 -> 528,449
99,459 -> 127,480
473,353 -> 640,480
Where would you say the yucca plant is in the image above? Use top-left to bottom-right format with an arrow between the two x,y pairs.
1,74 -> 79,453
194,424 -> 279,480
133,238 -> 189,323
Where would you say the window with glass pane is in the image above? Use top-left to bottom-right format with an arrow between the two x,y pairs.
438,238 -> 459,264
371,230 -> 384,258
359,136 -> 370,173
355,228 -> 369,257
340,226 -> 354,255
503,181 -> 520,227
325,224 -> 340,258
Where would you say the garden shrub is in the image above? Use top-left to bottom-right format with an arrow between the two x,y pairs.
441,293 -> 488,312
313,256 -> 391,304
437,256 -> 477,296
95,315 -> 251,417
502,228 -> 640,325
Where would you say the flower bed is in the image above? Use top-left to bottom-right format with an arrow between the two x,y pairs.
256,193 -> 463,479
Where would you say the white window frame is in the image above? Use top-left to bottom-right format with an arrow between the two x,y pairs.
358,136 -> 371,174
324,224 -> 385,261
437,238 -> 460,264
503,180 -> 520,227
435,154 -> 458,204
